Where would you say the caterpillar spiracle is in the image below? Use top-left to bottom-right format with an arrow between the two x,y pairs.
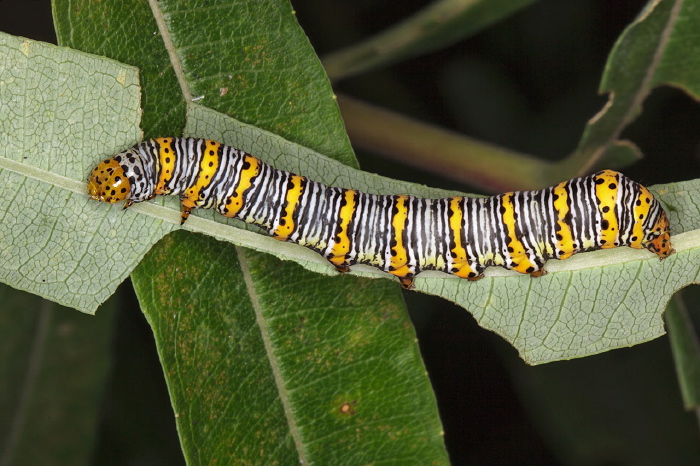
87,137 -> 674,289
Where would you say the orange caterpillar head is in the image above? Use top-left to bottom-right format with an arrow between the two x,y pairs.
87,158 -> 131,203
645,210 -> 674,259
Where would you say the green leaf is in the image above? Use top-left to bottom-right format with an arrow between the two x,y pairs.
0,283 -> 115,465
666,291 -> 700,410
51,0 -> 448,463
564,0 -> 700,173
322,0 -> 538,81
132,231 -> 446,464
0,31 -> 145,312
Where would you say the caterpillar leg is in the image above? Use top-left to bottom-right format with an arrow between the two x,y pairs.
180,205 -> 192,225
452,262 -> 483,282
387,264 -> 416,290
397,275 -> 415,290
529,268 -> 547,278
121,194 -> 154,211
179,198 -> 198,225
328,256 -> 351,274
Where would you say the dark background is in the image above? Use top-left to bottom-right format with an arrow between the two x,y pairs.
2,0 -> 699,464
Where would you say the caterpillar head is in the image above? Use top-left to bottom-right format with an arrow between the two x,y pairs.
645,210 -> 674,259
87,158 -> 131,203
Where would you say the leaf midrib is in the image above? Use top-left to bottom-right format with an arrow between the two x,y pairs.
144,0 -> 308,461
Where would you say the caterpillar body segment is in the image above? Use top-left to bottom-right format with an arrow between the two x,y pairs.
88,137 -> 673,289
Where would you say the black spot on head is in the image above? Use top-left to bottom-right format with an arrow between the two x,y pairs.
508,247 -> 514,253
556,233 -> 563,241
164,148 -> 170,153
209,161 -> 214,167
390,239 -> 397,248
451,251 -> 458,258
601,220 -> 609,230
602,206 -> 610,213
499,205 -> 506,215
631,236 -> 638,242
636,199 -> 642,206
209,150 -> 215,155
526,267 -> 535,273
553,194 -> 559,201
242,161 -> 251,170
390,249 -> 397,257
609,182 -> 617,190
595,178 -> 604,185
639,214 -> 644,220
279,219 -> 286,226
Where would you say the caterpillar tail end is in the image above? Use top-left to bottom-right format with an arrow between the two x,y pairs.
646,210 -> 674,260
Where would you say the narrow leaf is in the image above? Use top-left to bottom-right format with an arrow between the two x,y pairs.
132,232 -> 447,464
0,284 -> 115,465
52,0 -> 448,462
322,0 -> 537,81
565,0 -> 700,173
666,291 -> 700,410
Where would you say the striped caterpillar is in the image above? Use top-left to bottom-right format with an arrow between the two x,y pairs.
87,137 -> 673,289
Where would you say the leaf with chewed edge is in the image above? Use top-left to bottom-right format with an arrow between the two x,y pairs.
0,31 -> 145,313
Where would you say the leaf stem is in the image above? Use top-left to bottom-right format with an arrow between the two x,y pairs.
322,0 -> 535,81
337,94 -> 553,192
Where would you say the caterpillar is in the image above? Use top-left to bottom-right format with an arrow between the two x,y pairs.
87,137 -> 673,289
